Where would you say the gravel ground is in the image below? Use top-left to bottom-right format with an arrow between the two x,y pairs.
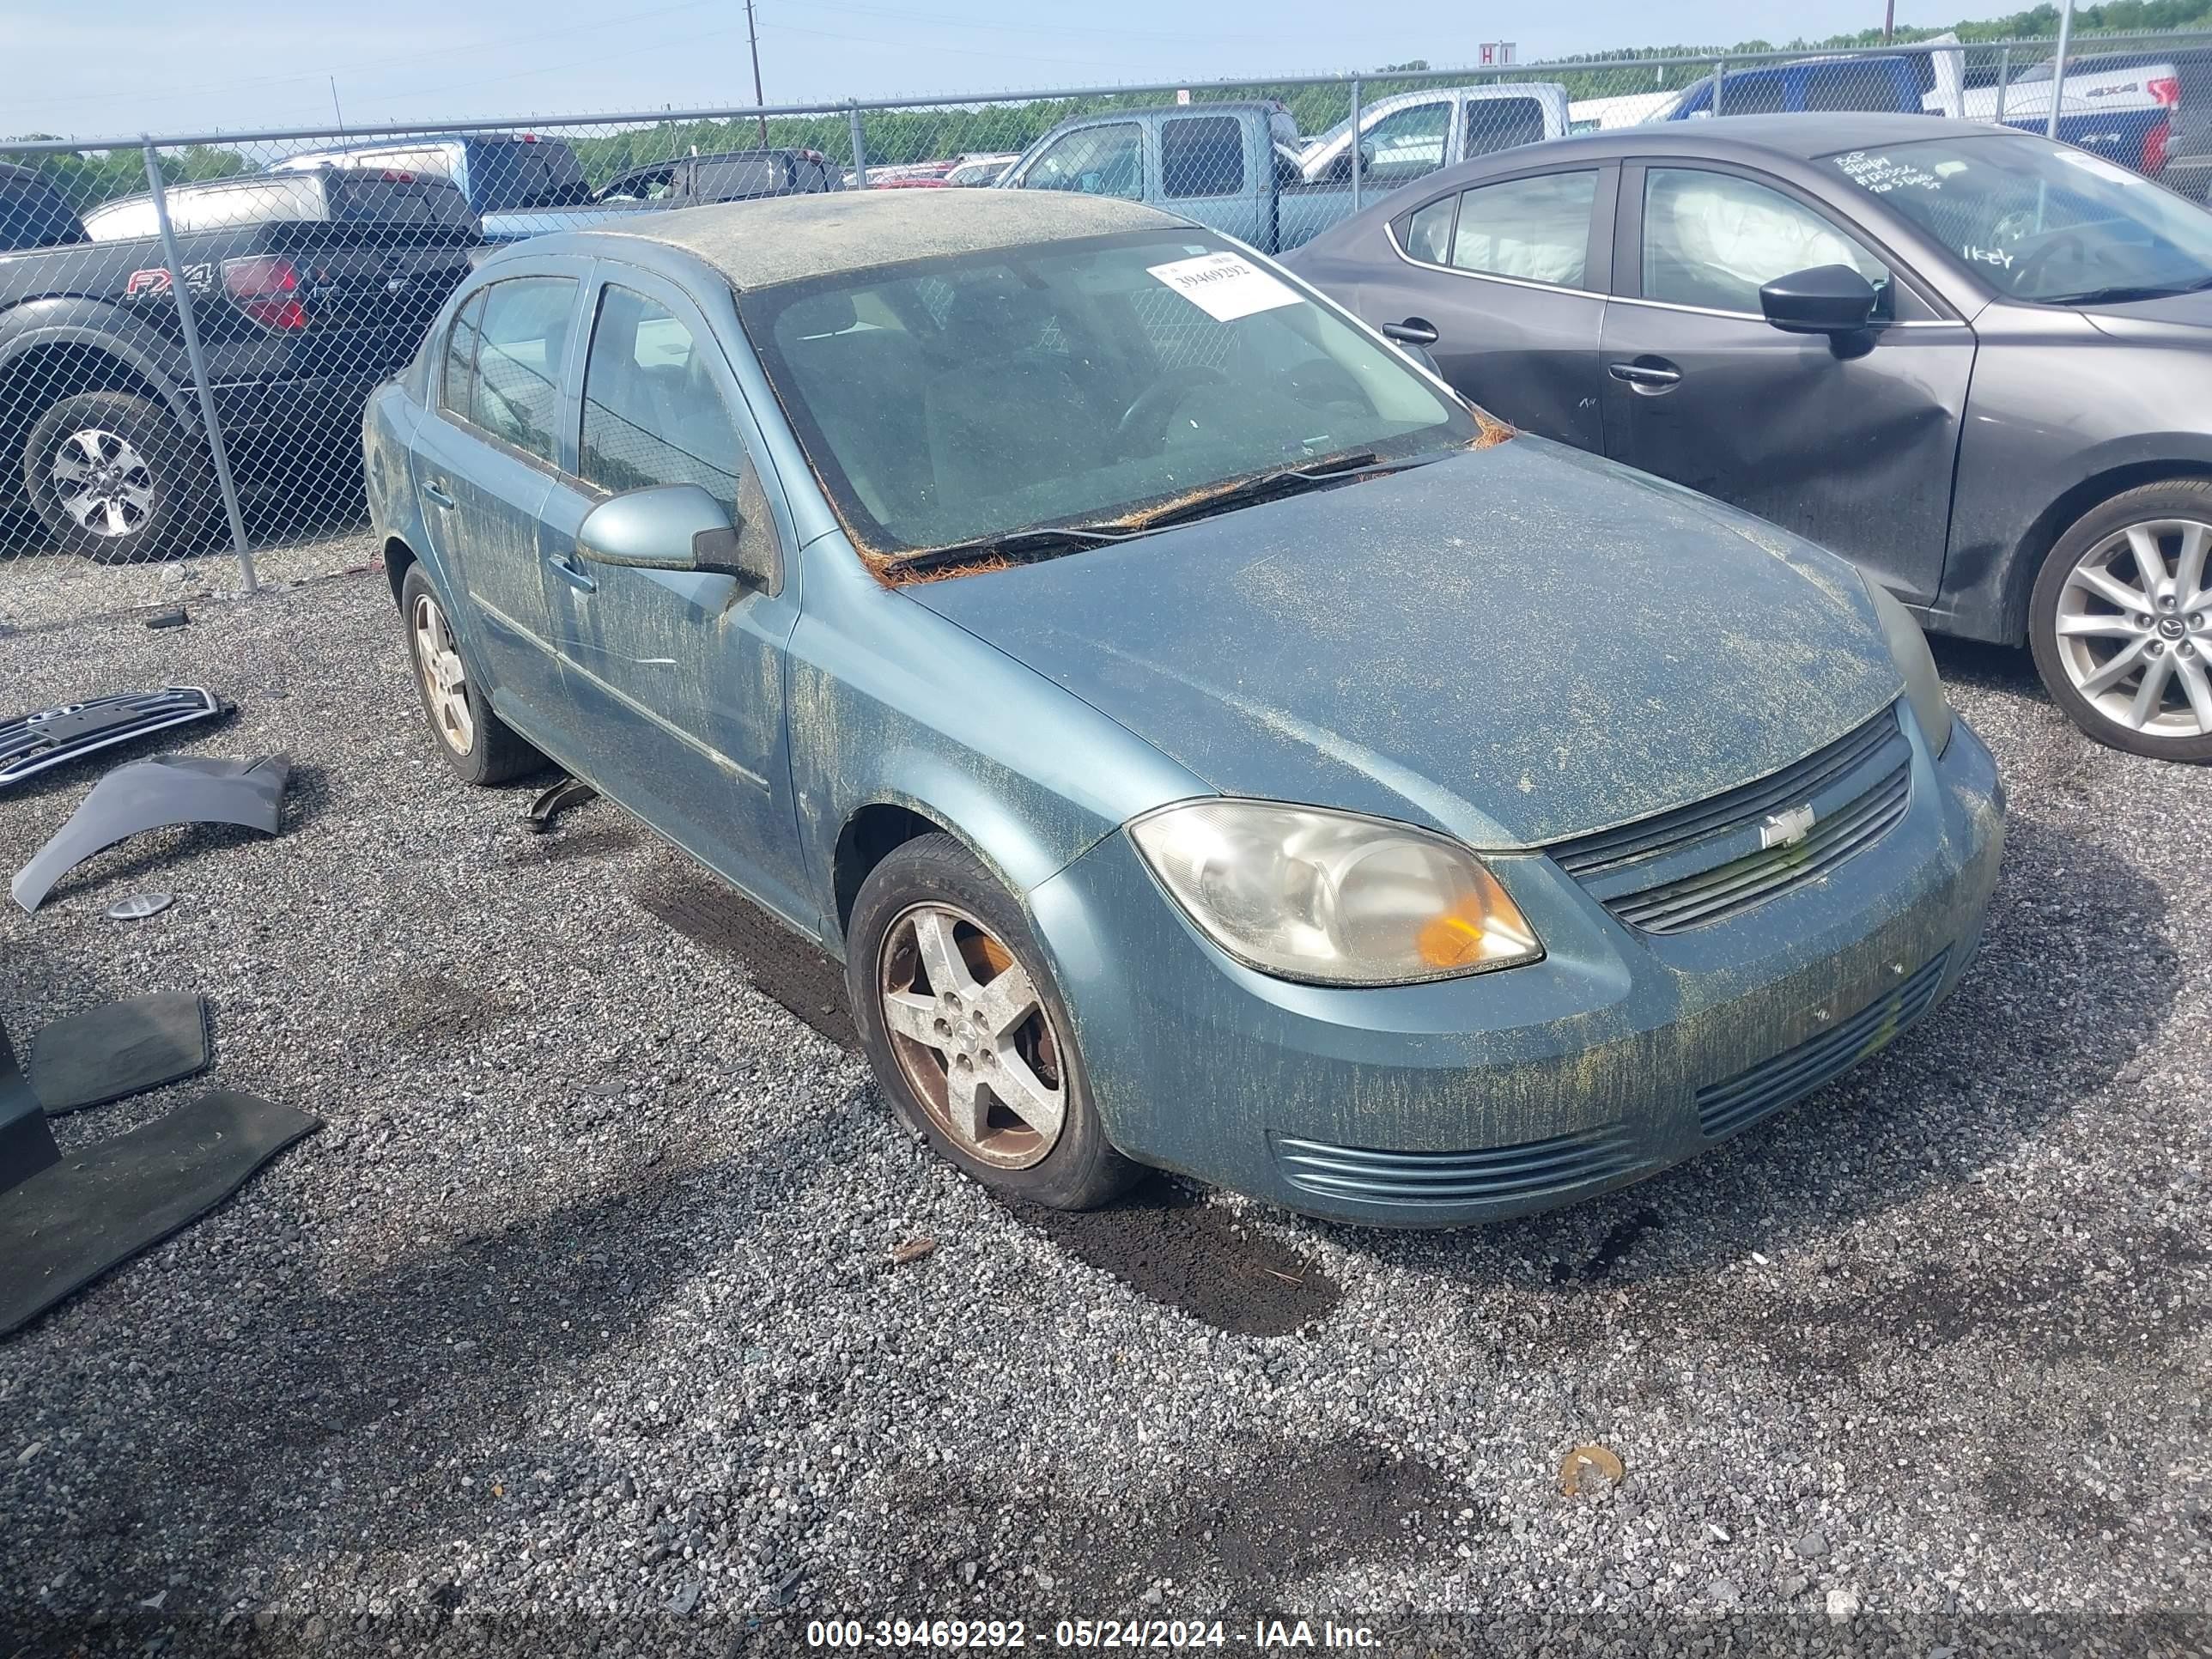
0,568 -> 2207,1658
0,527 -> 379,635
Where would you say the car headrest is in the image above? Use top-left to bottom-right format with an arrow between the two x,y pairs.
785,289 -> 858,338
940,271 -> 1053,350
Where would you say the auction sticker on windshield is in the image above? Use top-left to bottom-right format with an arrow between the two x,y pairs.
1146,251 -> 1301,321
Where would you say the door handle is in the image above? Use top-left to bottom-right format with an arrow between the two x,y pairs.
547,550 -> 597,595
1382,318 -> 1440,346
422,479 -> 456,509
1607,361 -> 1682,391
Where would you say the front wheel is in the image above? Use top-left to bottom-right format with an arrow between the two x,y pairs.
846,834 -> 1137,1210
2029,480 -> 2212,763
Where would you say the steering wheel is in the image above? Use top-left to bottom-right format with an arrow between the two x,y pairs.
1112,364 -> 1229,458
2008,228 -> 2088,294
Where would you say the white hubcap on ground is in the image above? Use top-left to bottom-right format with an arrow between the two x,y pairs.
878,902 -> 1066,1170
410,592 -> 475,755
50,428 -> 155,538
2056,517 -> 2212,739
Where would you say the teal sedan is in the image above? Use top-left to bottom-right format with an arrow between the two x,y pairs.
363,189 -> 2003,1224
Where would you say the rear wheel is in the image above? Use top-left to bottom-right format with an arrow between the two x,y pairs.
847,834 -> 1136,1210
398,562 -> 544,785
2030,480 -> 2212,762
22,391 -> 209,563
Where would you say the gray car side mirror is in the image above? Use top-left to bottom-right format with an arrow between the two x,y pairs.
576,483 -> 773,590
1759,264 -> 1880,335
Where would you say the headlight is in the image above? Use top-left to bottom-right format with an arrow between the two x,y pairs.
1862,574 -> 1953,756
1128,799 -> 1541,986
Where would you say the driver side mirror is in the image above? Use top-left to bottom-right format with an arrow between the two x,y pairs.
1759,264 -> 1880,335
576,483 -> 775,591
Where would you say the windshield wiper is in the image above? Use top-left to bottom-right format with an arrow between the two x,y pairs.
878,522 -> 1142,579
1132,450 -> 1436,532
878,451 -> 1443,579
2045,275 -> 2212,306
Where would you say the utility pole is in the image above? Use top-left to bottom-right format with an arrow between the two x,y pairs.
1882,0 -> 1894,44
2046,0 -> 2076,139
745,0 -> 768,144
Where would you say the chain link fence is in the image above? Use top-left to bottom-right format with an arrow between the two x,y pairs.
4,30 -> 2211,592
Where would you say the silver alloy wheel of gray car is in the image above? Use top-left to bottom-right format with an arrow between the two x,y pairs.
2053,516 -> 2212,738
49,427 -> 155,540
877,901 -> 1066,1170
409,591 -> 476,757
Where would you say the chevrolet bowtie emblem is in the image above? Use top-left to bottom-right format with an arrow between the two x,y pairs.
1760,805 -> 1816,849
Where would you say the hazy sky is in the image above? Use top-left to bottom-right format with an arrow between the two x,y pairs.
3,1 -> 2026,140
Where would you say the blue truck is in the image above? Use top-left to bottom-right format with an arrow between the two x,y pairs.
1666,50 -> 2180,181
997,87 -> 1570,253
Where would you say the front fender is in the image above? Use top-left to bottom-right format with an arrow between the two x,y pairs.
1945,416 -> 2212,642
786,535 -> 1212,951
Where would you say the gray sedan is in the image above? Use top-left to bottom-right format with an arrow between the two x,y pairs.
1285,112 -> 2212,762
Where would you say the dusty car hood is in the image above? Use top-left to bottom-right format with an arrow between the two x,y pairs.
908,437 -> 1902,849
2084,289 -> 2212,337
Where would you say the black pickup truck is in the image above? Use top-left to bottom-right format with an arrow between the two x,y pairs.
1,161 -> 478,561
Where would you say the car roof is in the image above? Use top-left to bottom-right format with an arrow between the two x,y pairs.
573,189 -> 1178,291
1484,112 -> 2033,167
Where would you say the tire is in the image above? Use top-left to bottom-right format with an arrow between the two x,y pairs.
2029,479 -> 2212,763
398,562 -> 544,785
21,391 -> 210,563
846,833 -> 1136,1210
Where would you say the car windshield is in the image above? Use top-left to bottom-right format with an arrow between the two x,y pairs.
739,228 -> 1475,558
1823,132 -> 2212,304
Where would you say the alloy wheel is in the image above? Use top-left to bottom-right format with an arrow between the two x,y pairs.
410,592 -> 476,756
2053,517 -> 2212,738
49,428 -> 154,540
877,901 -> 1066,1170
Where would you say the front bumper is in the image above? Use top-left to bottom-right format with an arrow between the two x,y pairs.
1028,709 -> 2004,1227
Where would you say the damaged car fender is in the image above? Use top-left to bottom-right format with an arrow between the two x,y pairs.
12,755 -> 290,914
786,536 -> 1214,952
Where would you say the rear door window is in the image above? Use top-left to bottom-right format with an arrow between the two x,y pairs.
1360,101 -> 1453,186
1402,194 -> 1456,263
0,172 -> 83,248
1714,70 -> 1787,115
440,292 -> 485,417
1449,169 -> 1599,286
1161,115 -> 1244,199
459,276 -> 578,465
1020,125 -> 1143,198
599,164 -> 679,203
693,155 -> 785,199
1802,61 -> 1907,112
469,142 -> 562,212
1462,97 -> 1549,159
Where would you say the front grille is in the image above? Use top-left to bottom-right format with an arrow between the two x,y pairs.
1272,1123 -> 1638,1208
1548,705 -> 1911,935
1695,950 -> 1950,1140
2,686 -> 228,788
